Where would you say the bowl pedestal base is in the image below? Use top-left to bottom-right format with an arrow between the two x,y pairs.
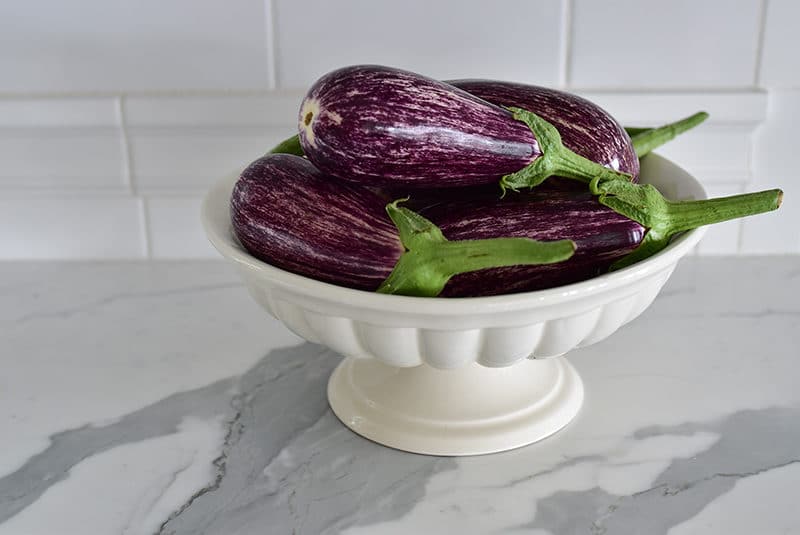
328,356 -> 584,456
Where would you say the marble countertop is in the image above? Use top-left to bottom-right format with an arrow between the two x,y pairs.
1,257 -> 798,535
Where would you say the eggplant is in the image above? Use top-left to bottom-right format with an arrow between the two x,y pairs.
297,65 -> 629,190
589,177 -> 782,268
448,85 -> 707,178
449,79 -> 640,184
271,110 -> 709,167
416,181 -> 783,297
417,189 -> 646,296
231,154 -> 575,297
232,154 -> 402,291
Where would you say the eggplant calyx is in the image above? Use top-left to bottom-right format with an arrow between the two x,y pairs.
629,112 -> 709,158
590,177 -> 783,270
268,134 -> 305,156
376,200 -> 576,297
499,107 -> 631,193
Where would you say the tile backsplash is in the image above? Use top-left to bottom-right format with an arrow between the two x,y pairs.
272,0 -> 563,88
569,0 -> 763,89
0,0 -> 271,93
0,0 -> 797,259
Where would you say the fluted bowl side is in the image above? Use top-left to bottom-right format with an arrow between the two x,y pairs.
202,154 -> 706,368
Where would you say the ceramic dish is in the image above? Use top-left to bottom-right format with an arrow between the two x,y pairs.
202,154 -> 706,455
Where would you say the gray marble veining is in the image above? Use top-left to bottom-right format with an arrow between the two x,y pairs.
0,258 -> 798,535
0,372 -> 237,523
527,408 -> 800,535
157,343 -> 457,535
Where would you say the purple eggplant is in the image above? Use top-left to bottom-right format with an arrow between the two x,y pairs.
417,189 -> 646,296
231,154 -> 575,297
451,83 -> 707,169
448,79 -> 640,184
589,177 -> 782,268
415,180 -> 783,296
297,65 -> 629,190
232,154 -> 402,291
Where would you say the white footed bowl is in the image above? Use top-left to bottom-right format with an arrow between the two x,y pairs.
202,154 -> 706,455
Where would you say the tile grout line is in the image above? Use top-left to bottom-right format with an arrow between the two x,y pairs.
737,116 -> 760,253
0,89 -> 297,99
737,6 -> 769,259
118,95 -> 153,258
733,181 -> 745,255
703,183 -> 746,256
115,96 -> 134,196
264,0 -> 278,90
752,0 -> 769,87
558,0 -> 574,88
139,196 -> 155,259
0,89 -> 769,102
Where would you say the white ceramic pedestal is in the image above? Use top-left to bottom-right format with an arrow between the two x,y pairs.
327,356 -> 584,456
203,154 -> 706,458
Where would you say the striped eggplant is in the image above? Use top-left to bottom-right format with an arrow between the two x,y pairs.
297,65 -> 628,190
415,180 -> 783,296
270,112 -> 708,167
417,189 -> 646,296
231,154 -> 575,297
232,154 -> 401,291
449,79 -> 641,185
451,81 -> 706,166
588,177 -> 781,268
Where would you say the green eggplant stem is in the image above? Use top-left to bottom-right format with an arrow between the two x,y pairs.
500,107 -> 632,192
268,134 -> 304,156
591,177 -> 783,269
376,201 -> 576,297
629,112 -> 709,158
624,126 -> 651,137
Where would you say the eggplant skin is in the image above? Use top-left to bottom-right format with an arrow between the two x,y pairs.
298,65 -> 540,188
418,189 -> 646,297
450,79 -> 640,185
231,154 -> 402,291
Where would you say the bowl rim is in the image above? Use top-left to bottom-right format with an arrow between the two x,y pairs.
202,154 -> 707,314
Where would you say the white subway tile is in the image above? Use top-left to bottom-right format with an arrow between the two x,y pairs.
273,0 -> 562,89
130,127 -> 288,193
653,125 -> 753,184
578,91 -> 767,124
126,95 -> 301,194
0,128 -> 124,189
759,0 -> 800,88
0,198 -> 145,259
0,98 -> 118,127
0,0 -> 269,93
695,183 -> 744,255
124,94 -> 302,128
741,89 -> 800,253
570,0 -> 761,88
146,197 -> 217,259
